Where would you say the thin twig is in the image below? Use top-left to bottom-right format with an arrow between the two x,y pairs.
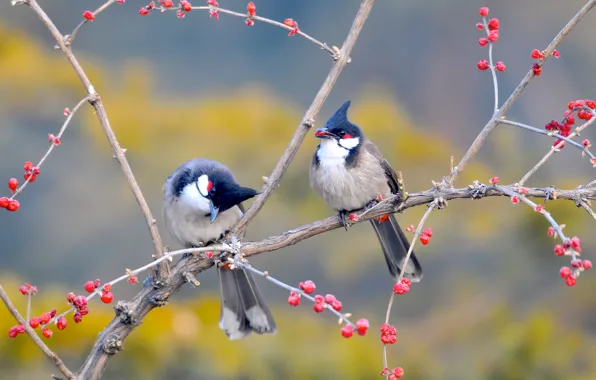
26,293 -> 32,321
9,96 -> 90,199
22,0 -> 166,275
238,262 -> 356,327
0,284 -> 75,379
382,201 -> 437,376
65,0 -> 120,46
445,0 -> 596,186
483,17 -> 499,113
178,6 -> 339,59
577,199 -> 596,219
233,0 -> 377,234
499,119 -> 595,160
518,112 -> 596,186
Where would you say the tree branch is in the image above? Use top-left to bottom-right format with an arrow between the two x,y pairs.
0,284 -> 75,379
21,0 -> 166,274
444,0 -> 596,186
232,0 -> 378,234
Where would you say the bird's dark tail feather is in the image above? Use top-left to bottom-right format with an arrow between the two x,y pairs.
218,266 -> 277,340
370,214 -> 423,282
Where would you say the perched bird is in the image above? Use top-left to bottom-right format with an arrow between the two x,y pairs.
163,158 -> 277,339
309,101 -> 423,282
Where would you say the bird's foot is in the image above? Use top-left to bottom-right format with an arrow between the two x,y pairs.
364,199 -> 379,211
338,210 -> 350,231
182,243 -> 205,259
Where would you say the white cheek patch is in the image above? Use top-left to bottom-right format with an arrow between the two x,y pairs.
338,137 -> 359,149
180,183 -> 211,213
197,174 -> 210,197
317,139 -> 349,161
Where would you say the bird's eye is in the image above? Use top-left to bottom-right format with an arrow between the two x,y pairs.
337,131 -> 346,137
209,185 -> 216,196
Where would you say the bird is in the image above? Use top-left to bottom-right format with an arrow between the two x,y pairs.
163,158 -> 277,339
309,100 -> 423,282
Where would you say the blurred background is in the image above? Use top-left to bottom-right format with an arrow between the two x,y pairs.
1,0 -> 596,379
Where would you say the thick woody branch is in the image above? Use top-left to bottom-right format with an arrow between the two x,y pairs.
233,0 -> 377,234
240,184 -> 596,256
444,0 -> 596,186
22,0 -> 166,272
0,284 -> 74,379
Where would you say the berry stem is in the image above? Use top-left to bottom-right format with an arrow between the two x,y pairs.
382,199 -> 437,377
9,96 -> 91,200
493,185 -> 576,260
500,119 -> 596,160
26,293 -> 31,322
236,260 -> 356,328
483,17 -> 499,113
66,0 -> 120,46
518,109 -> 596,186
163,6 -> 340,60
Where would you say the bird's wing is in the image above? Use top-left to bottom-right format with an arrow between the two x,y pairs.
362,140 -> 402,195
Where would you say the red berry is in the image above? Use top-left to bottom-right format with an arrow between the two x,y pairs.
287,291 -> 300,306
84,281 -> 96,293
571,259 -> 583,269
73,312 -> 83,323
575,100 -> 586,108
586,100 -> 596,109
554,244 -> 565,256
50,309 -> 56,318
490,176 -> 499,184
7,199 -> 20,212
568,101 -> 576,110
0,197 -> 9,209
495,62 -> 506,72
102,283 -> 112,292
207,0 -> 218,5
380,323 -> 397,336
42,327 -> 53,338
392,367 -> 405,379
63,108 -> 70,116
299,280 -> 316,294
511,196 -> 519,204
547,227 -> 555,236
479,7 -> 489,16
552,50 -> 561,58
139,8 -> 151,16
40,312 -> 51,324
183,2 -> 192,12
83,11 -> 95,21
66,292 -> 76,304
419,234 -> 430,245
74,296 -> 87,308
101,291 -> 114,304
532,63 -> 542,76
8,178 -> 18,191
331,300 -> 343,312
535,205 -> 543,212
560,266 -> 572,278
381,334 -> 397,344
566,115 -> 575,125
19,285 -> 28,295
531,49 -> 542,59
488,18 -> 499,31
314,294 -> 324,303
423,228 -> 433,237
313,302 -> 324,313
56,316 -> 67,330
128,276 -> 138,284
247,1 -> 256,16
565,275 -> 577,287
324,294 -> 336,304
405,225 -> 414,233
476,23 -> 483,30
571,236 -> 581,249
245,19 -> 255,27
478,38 -> 488,47
487,30 -> 499,42
147,0 -> 156,7
583,139 -> 591,147
393,281 -> 410,295
401,278 -> 412,286
356,318 -> 369,336
8,326 -> 19,338
341,324 -> 354,338
79,306 -> 89,316
283,18 -> 296,27
29,317 -> 40,329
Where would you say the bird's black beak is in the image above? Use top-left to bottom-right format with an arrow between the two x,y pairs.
209,201 -> 219,224
314,128 -> 337,139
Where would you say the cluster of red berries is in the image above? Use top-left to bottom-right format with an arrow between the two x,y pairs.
18,283 -> 38,296
393,278 -> 411,295
245,2 -> 256,26
340,318 -> 370,338
381,367 -> 405,380
544,99 -> 595,147
283,18 -> 300,36
48,134 -> 61,146
476,7 -> 506,72
552,236 -> 591,286
29,310 -> 60,338
67,292 -> 89,323
139,1 -> 156,16
404,225 -> 433,245
530,49 -> 560,76
380,323 -> 397,345
84,279 -> 115,302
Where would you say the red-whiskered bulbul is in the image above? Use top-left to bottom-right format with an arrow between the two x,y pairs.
163,158 -> 277,339
309,101 -> 423,282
